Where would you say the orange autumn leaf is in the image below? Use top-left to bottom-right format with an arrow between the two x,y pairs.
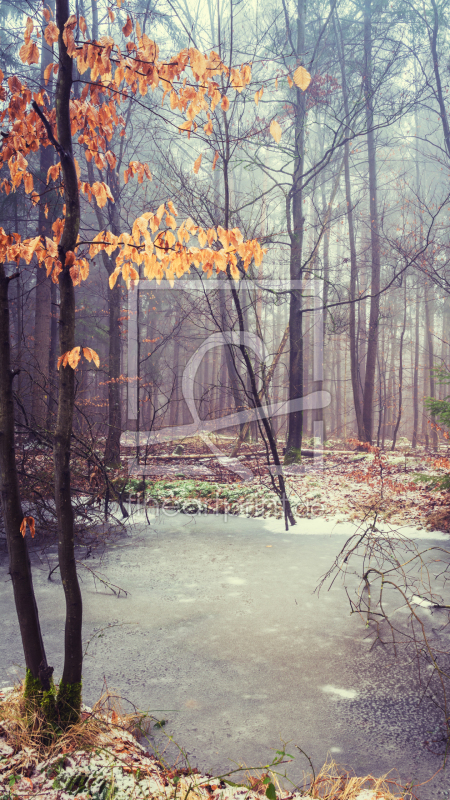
19,41 -> 40,65
82,347 -> 100,368
43,62 -> 55,84
122,15 -> 133,37
293,65 -> 311,91
193,153 -> 202,174
24,16 -> 34,44
270,119 -> 282,143
58,346 -> 80,370
44,21 -> 59,45
65,250 -> 76,267
212,151 -> 219,171
58,346 -> 99,369
221,95 -> 230,112
20,516 -> 35,539
109,266 -> 121,289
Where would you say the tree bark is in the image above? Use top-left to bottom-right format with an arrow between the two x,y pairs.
0,265 -> 52,689
425,280 -> 439,449
361,0 -> 381,443
412,287 -> 420,448
54,0 -> 83,719
335,11 -> 365,441
391,279 -> 407,450
32,0 -> 56,430
285,0 -> 306,463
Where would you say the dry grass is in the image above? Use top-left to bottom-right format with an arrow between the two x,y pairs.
297,757 -> 416,800
240,756 -> 416,800
0,683 -> 151,776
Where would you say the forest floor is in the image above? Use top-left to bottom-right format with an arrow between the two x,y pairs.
119,435 -> 450,533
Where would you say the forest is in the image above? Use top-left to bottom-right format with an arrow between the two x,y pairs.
2,0 -> 450,796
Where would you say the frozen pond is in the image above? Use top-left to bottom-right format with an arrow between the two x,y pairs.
1,511 -> 450,799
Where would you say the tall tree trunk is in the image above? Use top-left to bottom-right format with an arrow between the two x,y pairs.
429,0 -> 450,160
87,0 -> 123,466
285,0 -> 306,463
0,265 -> 52,691
361,0 -> 381,443
32,0 -> 56,429
392,279 -> 407,450
54,0 -> 83,722
412,287 -> 420,448
425,280 -> 438,449
335,11 -> 365,441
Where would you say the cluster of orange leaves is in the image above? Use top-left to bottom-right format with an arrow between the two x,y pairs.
20,516 -> 35,539
0,225 -> 88,286
57,346 -> 100,370
0,9 -> 310,289
91,202 -> 266,287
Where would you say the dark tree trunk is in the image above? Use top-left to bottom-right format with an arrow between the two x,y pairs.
361,0 -> 381,443
391,279 -> 407,451
32,0 -> 56,430
0,265 -> 52,689
425,281 -> 439,449
412,288 -> 420,448
285,0 -> 306,464
54,0 -> 83,721
335,11 -> 365,441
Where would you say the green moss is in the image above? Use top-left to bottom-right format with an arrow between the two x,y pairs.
56,680 -> 82,728
22,670 -> 57,736
284,447 -> 302,466
23,669 -> 56,720
23,669 -> 43,700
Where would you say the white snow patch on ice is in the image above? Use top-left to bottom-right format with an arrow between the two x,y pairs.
321,684 -> 358,700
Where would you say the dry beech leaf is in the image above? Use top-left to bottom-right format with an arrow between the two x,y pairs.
270,119 -> 282,143
19,42 -> 40,65
82,347 -> 100,368
193,153 -> 202,174
20,516 -> 35,539
122,15 -> 132,37
221,95 -> 230,112
44,21 -> 59,45
212,151 -> 219,171
293,65 -> 311,91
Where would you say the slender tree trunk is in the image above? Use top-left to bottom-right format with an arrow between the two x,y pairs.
54,0 -> 83,721
335,11 -> 365,441
429,0 -> 450,160
425,281 -> 438,449
412,288 -> 420,448
32,0 -> 56,429
392,279 -> 407,450
336,336 -> 342,437
285,0 -> 306,463
361,0 -> 381,443
0,265 -> 52,691
47,280 -> 59,430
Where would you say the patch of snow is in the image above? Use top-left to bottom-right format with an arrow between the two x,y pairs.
321,684 -> 358,700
